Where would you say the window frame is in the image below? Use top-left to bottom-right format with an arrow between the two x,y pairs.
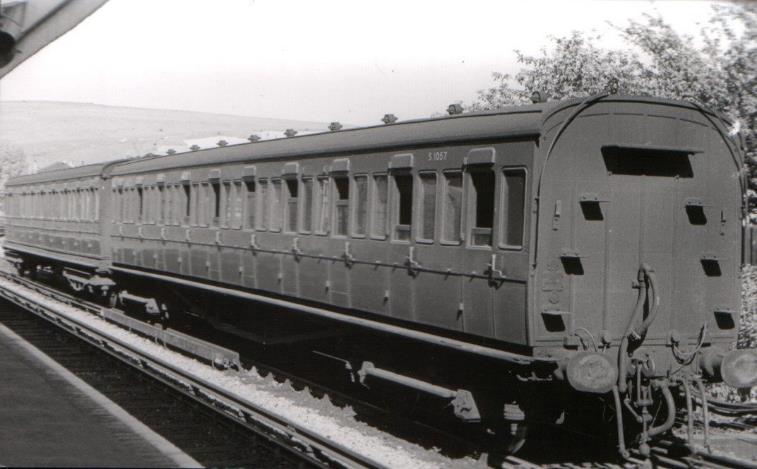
283,177 -> 299,234
369,173 -> 389,240
416,170 -> 438,244
390,171 -> 413,243
299,177 -> 314,235
332,174 -> 350,238
439,170 -> 463,246
269,178 -> 283,232
352,174 -> 368,238
256,178 -> 269,231
498,167 -> 528,251
243,178 -> 256,231
465,166 -> 497,250
314,176 -> 330,236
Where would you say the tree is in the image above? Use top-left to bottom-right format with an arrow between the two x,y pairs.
0,140 -> 30,191
471,4 -> 756,209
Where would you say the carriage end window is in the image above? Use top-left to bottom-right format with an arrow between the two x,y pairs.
500,169 -> 526,248
469,169 -> 495,247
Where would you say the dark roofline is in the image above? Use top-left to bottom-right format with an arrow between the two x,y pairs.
110,106 -> 548,176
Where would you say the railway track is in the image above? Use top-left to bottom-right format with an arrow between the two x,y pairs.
0,270 -> 449,469
1,268 -> 755,468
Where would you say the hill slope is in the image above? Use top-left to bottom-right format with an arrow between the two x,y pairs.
0,101 -> 330,168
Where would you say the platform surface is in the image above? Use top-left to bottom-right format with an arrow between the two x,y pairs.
0,321 -> 199,467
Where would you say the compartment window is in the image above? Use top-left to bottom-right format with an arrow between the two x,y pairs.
195,183 -> 205,226
354,175 -> 368,236
316,177 -> 330,234
392,173 -> 413,241
182,183 -> 190,225
418,172 -> 437,241
285,179 -> 298,233
371,174 -> 388,238
211,181 -> 221,226
301,178 -> 313,233
468,169 -> 495,247
137,187 -> 144,223
223,181 -> 233,226
114,189 -> 121,222
333,175 -> 349,236
257,179 -> 269,230
500,169 -> 526,248
270,179 -> 282,231
93,190 -> 100,221
442,171 -> 463,243
244,179 -> 256,229
159,185 -> 167,224
231,181 -> 243,229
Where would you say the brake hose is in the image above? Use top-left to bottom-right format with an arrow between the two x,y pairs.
618,265 -> 649,393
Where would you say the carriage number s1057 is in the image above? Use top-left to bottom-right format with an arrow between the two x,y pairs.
427,151 -> 448,161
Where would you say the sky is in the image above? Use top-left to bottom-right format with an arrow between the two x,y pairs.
0,0 -> 719,125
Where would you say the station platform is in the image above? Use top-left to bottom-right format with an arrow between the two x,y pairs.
0,321 -> 200,467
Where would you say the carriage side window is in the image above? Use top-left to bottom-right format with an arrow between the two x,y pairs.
316,177 -> 330,234
211,181 -> 221,227
300,177 -> 313,233
418,172 -> 437,242
93,190 -> 100,221
153,185 -> 162,224
468,168 -> 495,247
371,174 -> 388,239
270,179 -> 282,232
158,185 -> 172,225
137,187 -> 144,223
284,178 -> 298,233
500,169 -> 526,248
257,179 -> 269,230
143,187 -> 152,223
76,189 -> 82,220
168,185 -> 176,224
222,181 -> 232,227
353,175 -> 368,236
392,173 -> 413,241
231,181 -> 243,229
182,183 -> 191,225
86,189 -> 93,221
190,183 -> 199,226
244,179 -> 256,229
81,189 -> 88,221
333,175 -> 349,236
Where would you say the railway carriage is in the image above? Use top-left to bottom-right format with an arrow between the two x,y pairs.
4,95 -> 756,456
4,162 -> 119,294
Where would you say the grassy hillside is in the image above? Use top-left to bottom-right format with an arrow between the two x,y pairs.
0,101 -> 330,168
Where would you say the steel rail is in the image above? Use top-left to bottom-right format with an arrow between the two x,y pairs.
641,439 -> 757,469
0,271 -> 390,469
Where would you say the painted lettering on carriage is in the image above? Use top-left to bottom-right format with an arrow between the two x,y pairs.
427,151 -> 448,161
